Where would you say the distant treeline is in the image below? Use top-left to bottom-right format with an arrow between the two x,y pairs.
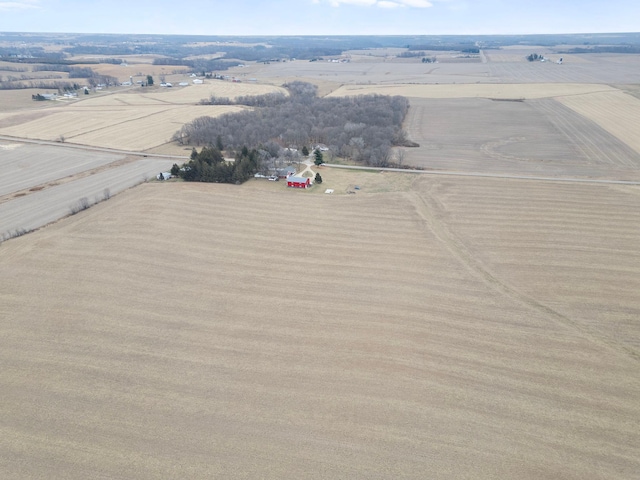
408,44 -> 479,54
3,33 -> 640,61
152,57 -> 242,72
0,80 -> 77,91
559,46 -> 640,54
200,91 -> 288,107
174,81 -> 414,167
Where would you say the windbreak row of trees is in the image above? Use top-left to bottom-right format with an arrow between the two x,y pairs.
174,81 -> 414,167
172,146 -> 258,184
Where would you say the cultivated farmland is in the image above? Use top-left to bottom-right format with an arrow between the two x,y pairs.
556,90 -> 640,154
1,39 -> 640,479
0,179 -> 638,479
327,82 -> 616,99
401,96 -> 640,179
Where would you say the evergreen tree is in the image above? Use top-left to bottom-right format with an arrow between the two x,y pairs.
314,149 -> 324,166
315,172 -> 323,184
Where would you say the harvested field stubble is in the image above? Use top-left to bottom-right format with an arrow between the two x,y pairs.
0,181 -> 638,479
0,105 -> 245,151
556,90 -> 640,155
401,97 -> 640,179
327,83 -> 616,99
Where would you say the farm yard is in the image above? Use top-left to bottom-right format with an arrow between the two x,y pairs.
1,36 -> 640,479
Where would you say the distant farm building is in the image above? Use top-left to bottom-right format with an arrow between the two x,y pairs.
287,176 -> 311,189
276,166 -> 297,178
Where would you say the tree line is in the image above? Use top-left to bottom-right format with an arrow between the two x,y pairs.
174,81 -> 415,168
172,145 -> 259,184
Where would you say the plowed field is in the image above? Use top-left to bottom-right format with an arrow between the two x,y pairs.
1,179 -> 638,479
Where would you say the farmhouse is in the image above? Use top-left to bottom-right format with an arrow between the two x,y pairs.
287,176 -> 311,189
276,165 -> 297,178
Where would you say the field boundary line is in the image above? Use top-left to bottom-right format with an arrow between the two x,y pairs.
324,164 -> 640,185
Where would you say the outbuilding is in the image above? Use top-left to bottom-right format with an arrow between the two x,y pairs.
276,165 -> 297,178
287,176 -> 311,189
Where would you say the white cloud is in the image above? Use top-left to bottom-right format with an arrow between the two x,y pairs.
398,0 -> 433,6
328,0 -> 376,6
0,0 -> 39,10
323,0 -> 432,7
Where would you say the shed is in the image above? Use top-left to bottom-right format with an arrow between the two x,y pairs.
287,176 -> 311,189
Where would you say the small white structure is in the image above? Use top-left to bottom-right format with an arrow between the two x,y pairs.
157,172 -> 172,180
193,79 -> 203,84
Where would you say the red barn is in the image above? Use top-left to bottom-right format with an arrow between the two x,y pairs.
287,176 -> 311,189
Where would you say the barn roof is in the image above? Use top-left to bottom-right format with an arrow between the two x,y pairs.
287,176 -> 309,183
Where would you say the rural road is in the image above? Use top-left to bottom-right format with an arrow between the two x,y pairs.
323,163 -> 640,186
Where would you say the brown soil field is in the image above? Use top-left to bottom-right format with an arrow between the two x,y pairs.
1,51 -> 640,478
0,99 -> 246,151
556,90 -> 640,155
327,83 -> 616,99
401,96 -> 640,180
0,141 -> 124,197
74,63 -> 190,82
0,89 -> 61,112
244,54 -> 640,85
1,177 -> 638,479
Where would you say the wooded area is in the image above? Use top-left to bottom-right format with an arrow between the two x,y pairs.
174,81 -> 413,167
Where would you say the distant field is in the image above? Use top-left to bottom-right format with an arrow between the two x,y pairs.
327,83 -> 616,99
73,63 -> 190,82
556,90 -> 640,155
77,82 -> 287,106
70,105 -> 246,150
0,178 -> 638,479
401,96 -> 640,179
0,104 -> 244,150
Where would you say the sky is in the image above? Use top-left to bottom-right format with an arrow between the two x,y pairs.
0,0 -> 638,36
